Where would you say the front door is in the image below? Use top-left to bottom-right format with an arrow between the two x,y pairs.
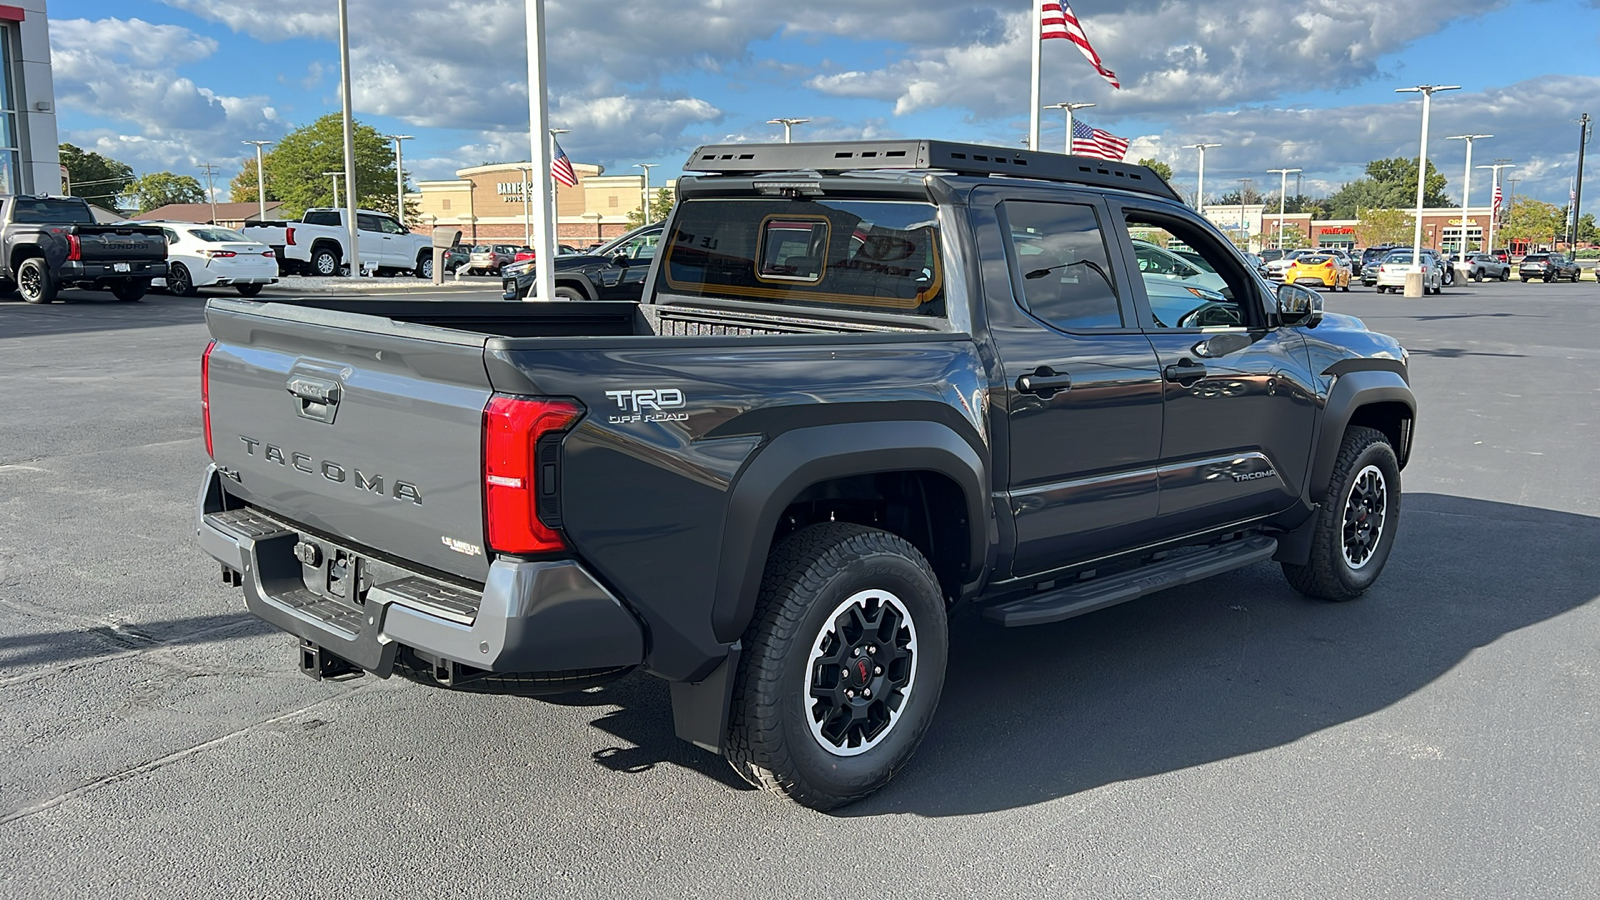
1108,200 -> 1319,538
975,190 -> 1166,577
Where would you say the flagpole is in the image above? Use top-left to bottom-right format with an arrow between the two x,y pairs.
1029,0 -> 1042,151
525,0 -> 556,301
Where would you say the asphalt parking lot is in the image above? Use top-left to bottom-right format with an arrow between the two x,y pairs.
1,279 -> 1597,898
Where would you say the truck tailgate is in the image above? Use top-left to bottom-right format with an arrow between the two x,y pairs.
205,300 -> 494,582
72,226 -> 168,262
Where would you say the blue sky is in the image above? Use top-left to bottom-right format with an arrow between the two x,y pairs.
51,0 -> 1600,214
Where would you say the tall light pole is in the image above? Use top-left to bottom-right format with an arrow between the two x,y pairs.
1238,178 -> 1251,247
635,163 -> 657,223
1183,142 -> 1221,211
337,0 -> 361,276
1268,167 -> 1301,250
1046,102 -> 1096,154
1477,161 -> 1514,255
323,171 -> 344,209
386,134 -> 413,228
242,140 -> 272,222
1571,113 -> 1590,249
1446,134 -> 1491,254
767,118 -> 810,143
1396,85 -> 1460,268
525,1 -> 557,302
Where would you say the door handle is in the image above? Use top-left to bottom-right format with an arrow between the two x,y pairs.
1163,358 -> 1207,385
1016,367 -> 1072,398
288,376 -> 341,423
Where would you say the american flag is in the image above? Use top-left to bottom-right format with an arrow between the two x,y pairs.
1040,1 -> 1121,90
551,140 -> 579,187
1070,119 -> 1130,161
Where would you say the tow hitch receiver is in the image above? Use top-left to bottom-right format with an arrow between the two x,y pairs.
299,639 -> 361,681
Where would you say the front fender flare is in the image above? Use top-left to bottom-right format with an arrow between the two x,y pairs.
1309,366 -> 1415,502
710,421 -> 990,644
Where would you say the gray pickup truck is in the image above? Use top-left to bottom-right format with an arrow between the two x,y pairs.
2,195 -> 168,302
197,140 -> 1415,809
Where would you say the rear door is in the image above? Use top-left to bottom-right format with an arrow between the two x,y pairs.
973,186 -> 1166,576
356,213 -> 394,267
205,300 -> 495,581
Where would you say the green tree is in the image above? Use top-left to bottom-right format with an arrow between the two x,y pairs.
228,114 -> 399,219
1500,198 -> 1565,247
1354,207 -> 1414,247
624,186 -> 676,230
1576,212 -> 1597,244
1325,157 -> 1450,219
120,172 -> 205,212
1136,157 -> 1173,182
59,143 -> 134,212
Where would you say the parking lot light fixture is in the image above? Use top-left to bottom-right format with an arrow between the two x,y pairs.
1182,142 -> 1221,211
1268,168 -> 1300,250
1397,85 -> 1461,268
337,0 -> 361,276
767,118 -> 810,143
242,140 -> 272,222
386,135 -> 413,228
1446,135 -> 1491,254
322,171 -> 344,209
635,163 -> 657,222
1046,102 -> 1096,154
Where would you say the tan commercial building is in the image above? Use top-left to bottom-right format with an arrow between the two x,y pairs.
409,160 -> 669,246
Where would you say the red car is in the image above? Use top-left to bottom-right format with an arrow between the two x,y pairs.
511,244 -> 581,264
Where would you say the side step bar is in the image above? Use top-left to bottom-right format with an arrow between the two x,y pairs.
984,535 -> 1278,627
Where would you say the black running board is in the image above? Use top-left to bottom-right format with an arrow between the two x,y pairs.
983,535 -> 1278,627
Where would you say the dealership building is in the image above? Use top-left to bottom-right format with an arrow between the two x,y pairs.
409,161 -> 669,246
1207,204 -> 1506,254
1,1 -> 60,195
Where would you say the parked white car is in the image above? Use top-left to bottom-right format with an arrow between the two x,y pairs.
144,222 -> 279,297
1131,239 -> 1230,294
1264,248 -> 1313,281
1373,250 -> 1444,295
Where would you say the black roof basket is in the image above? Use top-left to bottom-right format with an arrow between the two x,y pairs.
682,139 -> 1181,203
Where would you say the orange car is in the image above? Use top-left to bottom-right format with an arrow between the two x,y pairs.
1285,252 -> 1351,291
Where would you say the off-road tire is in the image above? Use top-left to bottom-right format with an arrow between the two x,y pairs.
726,523 -> 949,811
110,279 -> 150,302
167,263 -> 197,297
17,257 -> 56,304
1281,425 -> 1401,601
235,283 -> 264,297
552,285 -> 585,301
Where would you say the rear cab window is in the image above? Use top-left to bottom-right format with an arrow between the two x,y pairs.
11,198 -> 96,225
658,198 -> 945,317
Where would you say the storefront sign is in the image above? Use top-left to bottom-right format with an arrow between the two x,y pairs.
1319,226 -> 1354,234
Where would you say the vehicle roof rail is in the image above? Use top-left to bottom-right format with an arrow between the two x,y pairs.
681,139 -> 1182,203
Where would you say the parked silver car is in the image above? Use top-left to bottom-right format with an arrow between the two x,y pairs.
1373,250 -> 1444,295
1454,252 -> 1511,282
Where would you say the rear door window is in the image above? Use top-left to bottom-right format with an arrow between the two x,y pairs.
659,198 -> 944,316
1001,200 -> 1124,331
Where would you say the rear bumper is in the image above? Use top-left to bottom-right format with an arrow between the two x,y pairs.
59,260 -> 169,281
195,466 -> 644,677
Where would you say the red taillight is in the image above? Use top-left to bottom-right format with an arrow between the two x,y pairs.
202,250 -> 237,259
483,395 -> 583,554
286,227 -> 296,246
67,234 -> 82,261
1323,260 -> 1333,267
262,250 -> 275,258
202,341 -> 216,458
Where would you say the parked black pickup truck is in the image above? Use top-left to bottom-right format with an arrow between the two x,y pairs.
196,141 -> 1415,810
500,222 -> 663,301
2,195 -> 168,302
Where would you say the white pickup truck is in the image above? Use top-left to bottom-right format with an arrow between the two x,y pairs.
241,208 -> 434,278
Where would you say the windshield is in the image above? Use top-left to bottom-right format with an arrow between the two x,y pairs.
1382,252 -> 1413,263
191,227 -> 250,243
11,198 -> 97,225
658,198 -> 944,317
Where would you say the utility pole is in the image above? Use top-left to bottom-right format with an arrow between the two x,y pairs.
1571,113 -> 1590,248
1182,142 -> 1220,211
1047,102 -> 1096,154
1269,168 -> 1301,250
1446,134 -> 1491,253
635,163 -> 657,222
1476,161 -> 1514,255
242,140 -> 272,222
197,163 -> 222,224
386,134 -> 413,228
767,118 -> 810,143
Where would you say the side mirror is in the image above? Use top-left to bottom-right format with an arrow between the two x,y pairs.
1276,282 -> 1323,328
613,254 -> 630,268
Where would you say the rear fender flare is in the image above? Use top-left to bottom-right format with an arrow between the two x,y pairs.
1309,367 -> 1415,501
710,421 -> 990,644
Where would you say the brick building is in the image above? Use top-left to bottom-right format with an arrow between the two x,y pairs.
409,161 -> 666,245
1257,206 -> 1498,253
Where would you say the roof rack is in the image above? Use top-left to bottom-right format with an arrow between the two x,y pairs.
682,139 -> 1181,203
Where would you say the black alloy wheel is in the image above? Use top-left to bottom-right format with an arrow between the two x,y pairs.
1341,464 -> 1388,571
18,257 -> 55,304
167,263 -> 197,297
1281,425 -> 1402,600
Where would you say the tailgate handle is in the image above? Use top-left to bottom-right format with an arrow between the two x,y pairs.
288,376 -> 341,424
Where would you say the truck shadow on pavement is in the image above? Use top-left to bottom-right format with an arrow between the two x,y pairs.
543,493 -> 1596,814
836,492 -> 1598,817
